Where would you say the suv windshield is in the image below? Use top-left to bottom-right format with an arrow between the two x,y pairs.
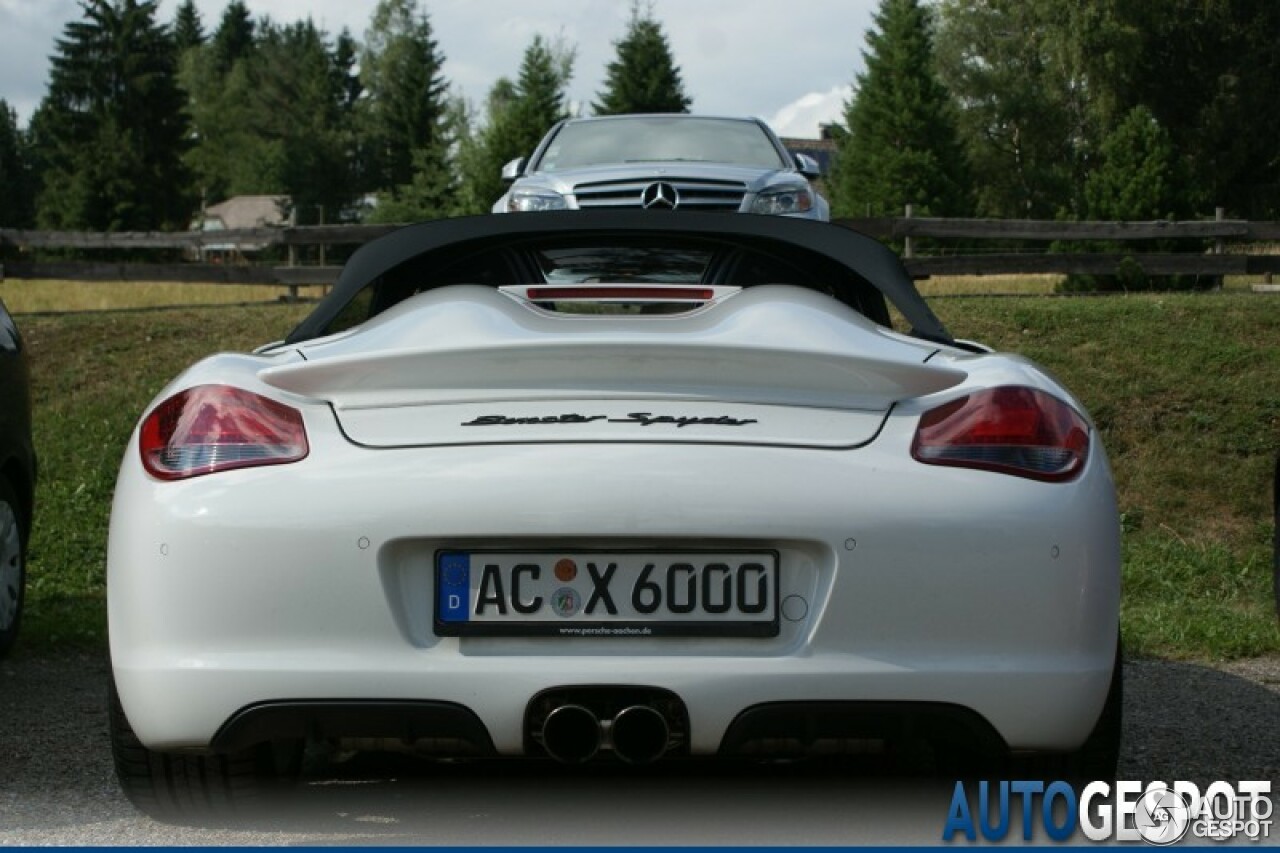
534,117 -> 788,171
536,245 -> 713,284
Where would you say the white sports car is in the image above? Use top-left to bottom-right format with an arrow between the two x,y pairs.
107,211 -> 1121,817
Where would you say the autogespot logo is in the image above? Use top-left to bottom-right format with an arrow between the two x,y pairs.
942,780 -> 1273,844
1133,784 -> 1192,845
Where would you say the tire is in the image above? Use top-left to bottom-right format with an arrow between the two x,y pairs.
1272,454 -> 1278,619
108,679 -> 300,821
0,476 -> 27,659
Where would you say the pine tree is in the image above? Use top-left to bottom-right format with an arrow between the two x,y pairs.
212,0 -> 255,73
173,0 -> 204,53
367,95 -> 469,222
593,2 -> 691,115
0,100 -> 35,227
181,15 -> 358,219
33,0 -> 191,230
245,20 -> 357,220
1085,107 -> 1184,223
331,28 -> 366,201
509,34 -> 576,154
454,79 -> 517,215
331,29 -> 363,114
1067,106 -> 1194,291
830,0 -> 970,219
456,36 -> 575,215
359,0 -> 452,205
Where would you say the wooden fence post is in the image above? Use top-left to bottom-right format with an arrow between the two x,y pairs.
318,205 -> 326,268
904,204 -> 915,259
287,208 -> 299,303
1213,207 -> 1226,291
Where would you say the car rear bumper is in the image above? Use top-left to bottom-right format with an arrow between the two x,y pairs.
109,422 -> 1120,756
115,653 -> 1113,757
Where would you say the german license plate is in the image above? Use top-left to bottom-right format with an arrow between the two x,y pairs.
434,550 -> 779,637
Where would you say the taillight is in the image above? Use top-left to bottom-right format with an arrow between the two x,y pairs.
911,387 -> 1089,482
524,286 -> 716,301
139,385 -> 308,480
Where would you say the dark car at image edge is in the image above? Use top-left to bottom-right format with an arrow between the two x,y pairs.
0,298 -> 36,658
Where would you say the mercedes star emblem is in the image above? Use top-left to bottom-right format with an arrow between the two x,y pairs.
641,181 -> 679,210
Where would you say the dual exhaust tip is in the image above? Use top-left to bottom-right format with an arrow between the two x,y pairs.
541,703 -> 670,765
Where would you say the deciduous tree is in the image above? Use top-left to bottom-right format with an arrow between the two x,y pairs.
179,34 -> 259,204
935,0 -> 1100,218
453,79 -> 516,216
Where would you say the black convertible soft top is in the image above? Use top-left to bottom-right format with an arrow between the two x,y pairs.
286,210 -> 952,345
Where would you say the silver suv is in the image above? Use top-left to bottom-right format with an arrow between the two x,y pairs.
494,114 -> 829,220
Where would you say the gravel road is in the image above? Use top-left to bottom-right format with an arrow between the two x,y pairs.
0,651 -> 1277,845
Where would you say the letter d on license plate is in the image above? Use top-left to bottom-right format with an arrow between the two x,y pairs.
434,550 -> 779,637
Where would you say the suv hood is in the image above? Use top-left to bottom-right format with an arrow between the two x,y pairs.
521,162 -> 808,196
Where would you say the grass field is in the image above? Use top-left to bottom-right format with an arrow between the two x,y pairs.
10,288 -> 1279,661
0,279 -> 327,313
0,273 -> 1264,315
916,274 -> 1061,297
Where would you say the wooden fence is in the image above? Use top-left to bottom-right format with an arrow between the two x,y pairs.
2,215 -> 1279,292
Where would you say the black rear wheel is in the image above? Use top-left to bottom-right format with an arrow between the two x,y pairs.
109,679 -> 300,821
1272,454 -> 1278,618
0,477 -> 27,659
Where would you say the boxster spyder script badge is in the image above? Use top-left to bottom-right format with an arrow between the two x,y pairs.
462,412 -> 758,427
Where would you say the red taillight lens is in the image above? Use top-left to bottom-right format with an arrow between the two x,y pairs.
911,387 -> 1089,482
139,385 -> 309,480
524,286 -> 716,301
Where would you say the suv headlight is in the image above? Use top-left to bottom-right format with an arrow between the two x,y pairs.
507,188 -> 568,212
750,186 -> 814,215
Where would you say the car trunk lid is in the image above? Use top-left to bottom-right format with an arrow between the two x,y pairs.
260,285 -> 966,449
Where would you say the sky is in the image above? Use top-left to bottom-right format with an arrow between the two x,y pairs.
0,0 -> 877,138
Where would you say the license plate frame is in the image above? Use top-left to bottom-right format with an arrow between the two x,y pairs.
434,549 -> 780,638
